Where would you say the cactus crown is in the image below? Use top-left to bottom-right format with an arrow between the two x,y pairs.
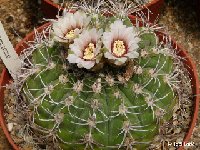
7,0 -> 191,150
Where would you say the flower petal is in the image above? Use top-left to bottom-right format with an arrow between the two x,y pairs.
69,44 -> 82,56
104,51 -> 116,60
114,57 -> 127,65
81,60 -> 95,69
125,51 -> 139,59
68,54 -> 79,63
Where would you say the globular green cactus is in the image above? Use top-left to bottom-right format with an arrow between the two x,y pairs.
21,30 -> 177,149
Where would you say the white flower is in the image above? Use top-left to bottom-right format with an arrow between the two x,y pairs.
67,28 -> 103,69
52,10 -> 91,42
102,20 -> 140,65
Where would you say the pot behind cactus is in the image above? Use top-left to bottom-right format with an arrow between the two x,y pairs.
41,0 -> 164,22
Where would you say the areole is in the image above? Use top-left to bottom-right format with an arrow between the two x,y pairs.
0,16 -> 199,150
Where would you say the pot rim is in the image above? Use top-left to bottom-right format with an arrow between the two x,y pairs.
0,18 -> 199,150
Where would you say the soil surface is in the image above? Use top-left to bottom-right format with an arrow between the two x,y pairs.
0,0 -> 200,149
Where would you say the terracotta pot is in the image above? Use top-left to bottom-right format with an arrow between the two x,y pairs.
41,0 -> 164,22
0,17 -> 199,150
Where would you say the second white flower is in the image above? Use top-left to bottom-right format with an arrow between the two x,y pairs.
103,20 -> 140,65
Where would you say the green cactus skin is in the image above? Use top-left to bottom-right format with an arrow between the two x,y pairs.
21,30 -> 177,150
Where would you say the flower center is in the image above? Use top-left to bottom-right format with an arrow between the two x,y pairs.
83,43 -> 95,60
112,40 -> 127,57
65,29 -> 75,39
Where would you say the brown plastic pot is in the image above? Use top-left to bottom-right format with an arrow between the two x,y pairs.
41,0 -> 164,22
0,17 -> 199,150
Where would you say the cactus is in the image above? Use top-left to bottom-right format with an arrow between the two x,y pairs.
11,0 -> 184,148
21,24 -> 177,149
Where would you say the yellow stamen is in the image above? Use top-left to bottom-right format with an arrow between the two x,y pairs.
65,30 -> 75,39
113,40 -> 126,57
83,43 -> 95,60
